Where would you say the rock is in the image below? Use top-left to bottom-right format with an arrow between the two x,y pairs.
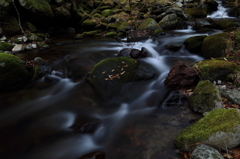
164,61 -> 199,89
165,44 -> 182,51
184,35 -> 207,53
185,8 -> 207,18
159,13 -> 178,29
160,90 -> 188,108
190,144 -> 223,159
128,18 -> 163,42
212,19 -> 238,30
87,57 -> 158,101
201,32 -> 232,58
2,16 -> 21,37
189,80 -> 223,114
118,48 -> 131,57
192,60 -> 240,82
107,22 -> 131,32
217,87 -> 240,105
105,32 -> 117,37
12,44 -> 26,52
28,34 -> 43,42
23,22 -> 37,32
0,53 -> 30,89
0,36 -> 7,41
19,0 -> 54,18
0,42 -> 14,51
195,18 -> 211,30
102,9 -> 113,17
54,6 -> 71,19
82,30 -> 99,37
175,109 -> 240,151
205,0 -> 218,12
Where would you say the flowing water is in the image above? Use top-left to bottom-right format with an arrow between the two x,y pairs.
0,3 -> 235,159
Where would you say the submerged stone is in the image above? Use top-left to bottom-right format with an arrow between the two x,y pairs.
190,144 -> 223,159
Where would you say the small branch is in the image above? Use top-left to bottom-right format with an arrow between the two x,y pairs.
12,0 -> 26,36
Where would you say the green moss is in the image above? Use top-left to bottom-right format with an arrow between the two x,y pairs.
192,60 -> 240,81
234,29 -> 240,43
185,8 -> 207,18
24,22 -> 37,32
201,32 -> 232,58
20,0 -> 54,17
105,32 -> 117,37
175,109 -> 240,151
184,35 -> 207,52
2,16 -> 21,37
82,30 -> 98,37
82,19 -> 97,27
88,57 -> 138,82
0,53 -> 30,88
212,19 -> 238,29
138,18 -> 160,30
102,9 -> 113,17
32,66 -> 40,80
152,28 -> 163,36
0,42 -> 14,51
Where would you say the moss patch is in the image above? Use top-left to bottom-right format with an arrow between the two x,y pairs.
0,53 -> 30,88
184,35 -> 207,52
0,42 -> 14,51
175,109 -> 240,151
212,19 -> 238,30
201,32 -> 232,58
192,60 -> 240,81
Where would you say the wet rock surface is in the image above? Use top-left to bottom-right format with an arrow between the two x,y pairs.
164,61 -> 199,89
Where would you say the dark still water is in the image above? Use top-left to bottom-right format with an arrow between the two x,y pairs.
0,30 -> 209,159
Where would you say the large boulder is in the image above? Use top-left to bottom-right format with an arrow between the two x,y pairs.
2,16 -> 21,37
0,53 -> 30,89
164,61 -> 199,89
175,108 -> 240,151
158,13 -> 178,29
19,0 -> 54,18
184,35 -> 207,53
0,42 -> 14,51
86,57 -> 158,101
192,59 -> 240,82
189,80 -> 223,114
201,32 -> 233,58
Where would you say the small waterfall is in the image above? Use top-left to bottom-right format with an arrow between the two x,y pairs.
208,0 -> 231,18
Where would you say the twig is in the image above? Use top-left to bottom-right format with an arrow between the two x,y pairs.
12,0 -> 26,36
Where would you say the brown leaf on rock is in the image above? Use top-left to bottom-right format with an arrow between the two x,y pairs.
232,148 -> 240,159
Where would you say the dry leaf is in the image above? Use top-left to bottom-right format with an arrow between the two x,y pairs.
232,148 -> 240,159
222,152 -> 233,159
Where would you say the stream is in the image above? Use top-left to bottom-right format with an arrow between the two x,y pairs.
0,2 -> 235,159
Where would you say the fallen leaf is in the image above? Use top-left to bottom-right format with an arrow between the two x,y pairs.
222,152 -> 233,159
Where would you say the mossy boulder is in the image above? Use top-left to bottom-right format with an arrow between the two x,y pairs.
19,0 -> 54,17
234,29 -> 240,43
190,144 -> 224,159
185,8 -> 207,18
82,19 -> 98,30
189,80 -> 223,114
54,6 -> 71,18
82,30 -> 98,37
0,42 -> 14,51
184,35 -> 207,53
86,57 -> 158,101
192,59 -> 240,82
158,13 -> 178,29
2,16 -> 21,37
212,19 -> 238,30
175,108 -> 240,151
23,22 -> 37,32
201,32 -> 233,58
0,53 -> 30,89
105,32 -> 117,37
